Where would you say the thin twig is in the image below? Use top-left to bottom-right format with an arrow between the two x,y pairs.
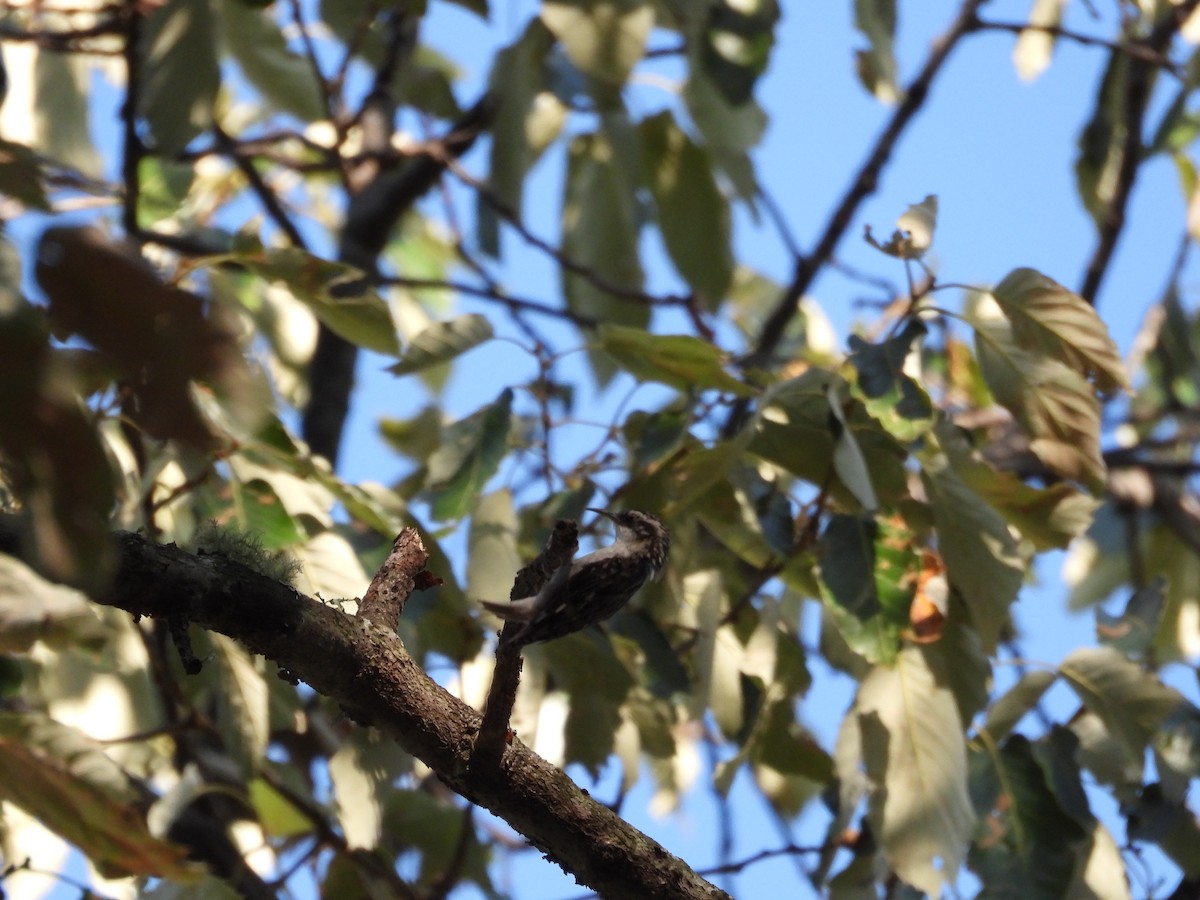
974,18 -> 1184,77
743,0 -> 990,371
1078,0 -> 1200,304
119,0 -> 142,237
378,275 -> 600,327
214,124 -> 310,251
441,156 -> 690,312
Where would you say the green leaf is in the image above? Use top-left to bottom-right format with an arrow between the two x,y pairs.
817,514 -> 916,665
0,712 -> 193,878
381,789 -> 493,888
981,670 -> 1057,743
991,267 -> 1129,394
543,632 -> 636,772
597,323 -> 750,395
329,728 -> 408,849
247,777 -> 311,838
211,634 -> 269,776
975,318 -> 1106,490
0,139 -> 50,210
31,51 -> 100,175
230,477 -> 306,548
638,112 -> 734,305
388,314 -> 493,375
0,555 -> 106,654
1060,646 -> 1184,761
749,371 -> 908,506
847,319 -> 935,442
218,0 -> 326,122
967,735 -> 1090,898
828,381 -> 879,512
854,0 -> 899,103
1075,48 -> 1137,228
856,647 -> 975,896
561,129 -> 648,364
479,20 -> 563,255
921,448 -> 1024,652
683,70 -> 766,203
193,247 -> 399,355
1124,785 -> 1200,878
426,389 -> 513,520
0,294 -> 115,591
698,0 -> 779,106
140,0 -> 220,154
467,488 -> 521,605
541,0 -> 654,88
938,423 -> 1097,550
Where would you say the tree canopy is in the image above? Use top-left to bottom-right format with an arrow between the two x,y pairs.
2,0 -> 1200,898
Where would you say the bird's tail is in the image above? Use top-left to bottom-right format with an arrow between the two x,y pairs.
479,596 -> 537,622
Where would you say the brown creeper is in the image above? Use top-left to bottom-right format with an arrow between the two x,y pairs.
480,509 -> 670,647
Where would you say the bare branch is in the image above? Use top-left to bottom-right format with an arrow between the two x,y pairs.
357,527 -> 429,630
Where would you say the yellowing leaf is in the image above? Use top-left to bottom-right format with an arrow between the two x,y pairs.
991,267 -> 1129,394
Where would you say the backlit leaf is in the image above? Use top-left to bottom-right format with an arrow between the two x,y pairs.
140,0 -> 220,153
194,247 -> 399,355
541,0 -> 654,87
638,112 -> 733,305
857,647 -> 974,896
388,314 -> 494,375
597,324 -> 750,395
0,712 -> 193,879
1060,646 -> 1184,761
921,446 -> 1024,652
975,319 -> 1105,490
426,389 -> 513,521
479,20 -> 564,254
981,670 -> 1057,743
991,267 -> 1129,394
854,0 -> 899,103
219,2 -> 326,122
561,129 -> 647,355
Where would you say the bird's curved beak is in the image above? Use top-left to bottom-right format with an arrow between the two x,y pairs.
586,507 -> 617,521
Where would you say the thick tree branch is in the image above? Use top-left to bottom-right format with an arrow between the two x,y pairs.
15,528 -> 729,899
302,94 -> 496,467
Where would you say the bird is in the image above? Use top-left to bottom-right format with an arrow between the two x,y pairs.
480,509 -> 670,647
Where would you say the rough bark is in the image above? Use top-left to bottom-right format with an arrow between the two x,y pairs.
27,529 -> 730,900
